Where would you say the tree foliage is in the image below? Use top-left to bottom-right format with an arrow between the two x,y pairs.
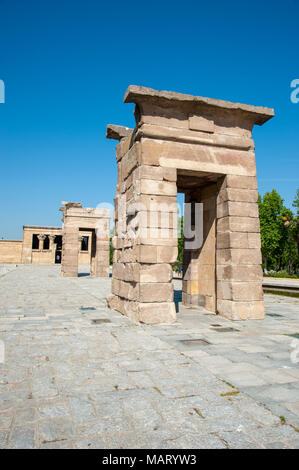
258,189 -> 299,273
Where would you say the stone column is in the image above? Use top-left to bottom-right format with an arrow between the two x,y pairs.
93,220 -> 110,277
49,235 -> 56,263
37,234 -> 46,251
21,228 -> 33,264
61,227 -> 79,277
216,175 -> 264,320
108,139 -> 177,324
135,171 -> 178,323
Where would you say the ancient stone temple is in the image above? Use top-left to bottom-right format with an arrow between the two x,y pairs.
60,202 -> 110,277
107,86 -> 274,324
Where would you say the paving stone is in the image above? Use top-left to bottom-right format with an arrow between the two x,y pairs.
264,441 -> 292,449
38,417 -> 74,443
0,430 -> 8,447
69,396 -> 96,424
204,415 -> 256,433
288,439 -> 299,449
15,408 -> 37,425
32,377 -> 58,399
73,437 -> 106,449
0,412 -> 13,429
0,265 -> 299,448
246,424 -> 299,444
8,425 -> 35,449
284,401 -> 299,417
218,431 -> 260,449
38,405 -> 70,418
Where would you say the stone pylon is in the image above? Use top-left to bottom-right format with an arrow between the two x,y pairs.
106,86 -> 274,324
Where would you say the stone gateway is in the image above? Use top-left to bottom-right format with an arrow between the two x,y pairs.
107,85 -> 274,324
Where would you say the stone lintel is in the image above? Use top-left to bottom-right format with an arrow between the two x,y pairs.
63,208 -> 110,219
124,85 -> 274,126
23,225 -> 62,231
106,124 -> 133,141
60,201 -> 82,209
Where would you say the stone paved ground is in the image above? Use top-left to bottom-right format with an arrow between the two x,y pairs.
0,264 -> 299,449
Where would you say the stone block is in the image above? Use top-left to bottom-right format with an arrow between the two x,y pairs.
198,279 -> 215,296
129,194 -> 177,212
218,188 -> 258,204
107,294 -> 124,314
141,138 -> 257,177
140,179 -> 177,196
138,235 -> 178,246
217,281 -> 263,301
113,263 -> 139,282
116,133 -> 133,162
120,143 -> 140,180
217,232 -> 248,249
138,245 -> 157,263
217,264 -> 263,281
194,248 -> 215,265
216,231 -> 261,249
217,248 -> 262,265
138,302 -> 176,324
189,115 -> 214,133
225,175 -> 258,190
217,216 -> 260,233
217,299 -> 265,320
162,167 -> 177,182
157,246 -> 178,263
113,279 -> 138,300
139,282 -> 173,302
205,295 -> 216,312
217,201 -> 259,219
248,232 -> 261,249
139,263 -> 172,283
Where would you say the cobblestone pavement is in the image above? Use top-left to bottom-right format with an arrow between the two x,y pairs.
0,265 -> 299,449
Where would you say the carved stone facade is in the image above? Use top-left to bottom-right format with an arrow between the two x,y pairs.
21,226 -> 62,264
60,202 -> 110,277
0,204 -> 110,277
107,85 -> 274,324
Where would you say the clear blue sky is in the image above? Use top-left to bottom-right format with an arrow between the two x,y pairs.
0,0 -> 298,239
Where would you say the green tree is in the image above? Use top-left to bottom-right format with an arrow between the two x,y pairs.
178,216 -> 184,264
258,190 -> 285,271
292,189 -> 299,268
293,189 -> 299,215
281,208 -> 295,274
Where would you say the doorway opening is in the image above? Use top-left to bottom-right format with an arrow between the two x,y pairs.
54,235 -> 62,264
78,228 -> 95,277
174,169 -> 222,314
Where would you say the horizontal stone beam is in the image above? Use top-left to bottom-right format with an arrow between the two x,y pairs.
106,124 -> 133,140
124,85 -> 274,126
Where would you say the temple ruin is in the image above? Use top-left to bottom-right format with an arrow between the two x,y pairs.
107,85 -> 274,324
60,202 -> 110,277
0,203 -> 110,279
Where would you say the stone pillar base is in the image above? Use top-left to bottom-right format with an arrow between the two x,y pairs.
217,299 -> 265,320
107,294 -> 176,325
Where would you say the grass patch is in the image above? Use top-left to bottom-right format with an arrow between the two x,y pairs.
223,381 -> 236,389
194,408 -> 204,418
291,425 -> 299,433
264,272 -> 299,279
153,386 -> 162,395
221,390 -> 240,397
280,416 -> 286,424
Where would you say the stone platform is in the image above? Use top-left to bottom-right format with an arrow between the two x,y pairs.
0,264 -> 298,449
